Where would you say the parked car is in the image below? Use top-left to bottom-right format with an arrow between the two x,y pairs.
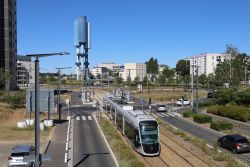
152,104 -> 166,112
7,145 -> 35,167
207,92 -> 214,98
218,134 -> 250,154
176,98 -> 190,106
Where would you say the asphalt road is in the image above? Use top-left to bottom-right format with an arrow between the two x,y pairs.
69,91 -> 116,167
41,120 -> 68,167
151,109 -> 250,165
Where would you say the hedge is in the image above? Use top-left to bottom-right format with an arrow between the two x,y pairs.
193,114 -> 212,124
207,105 -> 250,122
210,120 -> 233,131
183,111 -> 193,118
217,105 -> 250,122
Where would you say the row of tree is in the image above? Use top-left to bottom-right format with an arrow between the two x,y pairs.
144,44 -> 250,87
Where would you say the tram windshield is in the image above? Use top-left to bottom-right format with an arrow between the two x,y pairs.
139,121 -> 158,144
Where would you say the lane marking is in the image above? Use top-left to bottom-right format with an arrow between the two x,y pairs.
88,116 -> 92,120
161,113 -> 170,117
64,153 -> 68,163
167,112 -> 175,117
151,113 -> 158,118
82,116 -> 86,120
156,113 -> 164,117
173,112 -> 182,117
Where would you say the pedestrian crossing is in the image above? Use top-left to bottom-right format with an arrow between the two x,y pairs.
149,112 -> 182,119
75,115 -> 93,121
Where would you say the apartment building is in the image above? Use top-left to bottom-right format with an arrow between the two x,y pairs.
97,62 -> 123,76
186,53 -> 230,76
0,0 -> 17,90
121,63 -> 147,81
16,56 -> 35,89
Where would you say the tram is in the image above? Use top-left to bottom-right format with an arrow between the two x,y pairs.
105,96 -> 160,156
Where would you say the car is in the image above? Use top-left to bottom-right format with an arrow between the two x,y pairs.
7,145 -> 35,167
152,104 -> 166,112
207,92 -> 213,98
218,134 -> 250,154
176,98 -> 190,106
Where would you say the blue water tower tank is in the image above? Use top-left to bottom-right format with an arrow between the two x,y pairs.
74,16 -> 87,47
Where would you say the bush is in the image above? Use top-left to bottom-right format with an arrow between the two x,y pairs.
183,111 -> 193,118
7,91 -> 26,109
207,105 -> 219,114
193,114 -> 212,124
217,105 -> 249,122
210,120 -> 233,131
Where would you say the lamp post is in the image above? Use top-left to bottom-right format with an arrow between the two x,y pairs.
26,52 -> 69,167
55,67 -> 72,121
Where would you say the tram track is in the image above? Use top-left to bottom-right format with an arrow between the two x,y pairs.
93,90 -> 214,167
160,131 -> 213,167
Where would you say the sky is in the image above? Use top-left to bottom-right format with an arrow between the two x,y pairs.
17,0 -> 250,74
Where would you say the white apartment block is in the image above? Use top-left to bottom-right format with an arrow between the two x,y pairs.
186,53 -> 230,76
121,63 -> 147,81
90,67 -> 102,78
97,62 -> 123,75
16,56 -> 35,89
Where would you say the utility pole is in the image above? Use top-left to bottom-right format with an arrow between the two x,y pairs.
195,67 -> 199,113
191,64 -> 194,111
56,67 -> 72,120
26,52 -> 69,167
127,69 -> 132,91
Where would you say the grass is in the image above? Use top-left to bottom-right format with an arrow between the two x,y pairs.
0,102 -> 55,141
98,118 -> 145,167
132,89 -> 207,102
157,118 -> 248,167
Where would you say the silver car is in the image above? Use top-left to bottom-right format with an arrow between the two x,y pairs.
7,145 -> 35,167
152,104 -> 167,112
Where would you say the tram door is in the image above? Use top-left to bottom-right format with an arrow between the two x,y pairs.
134,129 -> 140,147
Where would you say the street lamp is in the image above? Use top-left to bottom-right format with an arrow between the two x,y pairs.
55,67 -> 72,121
26,52 -> 69,167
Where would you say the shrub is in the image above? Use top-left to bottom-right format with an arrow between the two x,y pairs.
217,105 -> 249,122
207,105 -> 219,114
183,111 -> 193,118
210,120 -> 233,131
193,114 -> 212,124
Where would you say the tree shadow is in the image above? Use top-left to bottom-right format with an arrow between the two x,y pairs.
74,152 -> 110,167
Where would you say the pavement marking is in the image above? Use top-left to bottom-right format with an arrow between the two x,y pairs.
156,113 -> 164,117
206,144 -> 214,149
88,116 -> 92,120
151,113 -> 158,118
161,113 -> 170,117
170,125 -> 178,130
64,152 -> 68,163
167,112 -> 175,117
82,116 -> 86,120
173,112 -> 183,117
76,116 -> 80,120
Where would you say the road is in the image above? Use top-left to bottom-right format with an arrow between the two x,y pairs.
69,91 -> 117,167
149,109 -> 250,165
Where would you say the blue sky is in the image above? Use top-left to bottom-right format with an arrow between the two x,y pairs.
17,0 -> 250,74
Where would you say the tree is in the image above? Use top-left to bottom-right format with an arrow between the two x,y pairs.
162,66 -> 175,83
96,73 -> 101,80
0,68 -> 9,89
176,60 -> 190,77
134,76 -> 140,83
207,73 -> 215,88
158,74 -> 166,85
145,57 -> 158,75
199,74 -> 207,87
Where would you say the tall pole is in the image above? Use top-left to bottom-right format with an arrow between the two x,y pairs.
128,69 -> 131,91
34,57 -> 40,167
195,67 -> 199,113
84,49 -> 89,101
29,92 -> 32,121
48,91 -> 50,120
57,69 -> 61,120
191,65 -> 194,111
